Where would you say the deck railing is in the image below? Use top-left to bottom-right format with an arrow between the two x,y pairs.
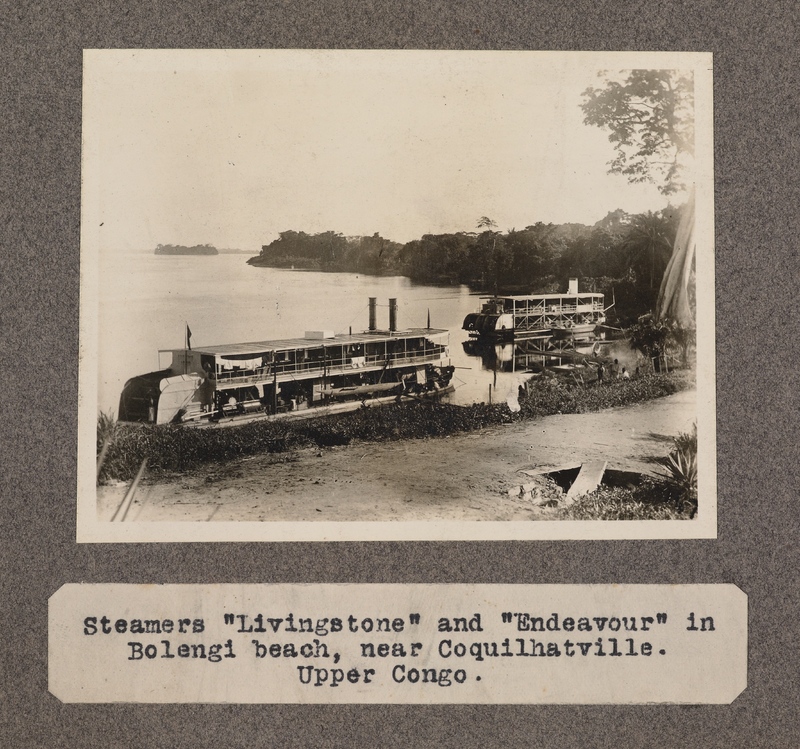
214,346 -> 446,386
511,301 -> 604,314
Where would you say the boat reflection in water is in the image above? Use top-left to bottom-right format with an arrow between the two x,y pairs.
462,336 -> 606,375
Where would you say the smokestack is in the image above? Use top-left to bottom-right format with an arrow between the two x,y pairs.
368,297 -> 377,331
389,298 -> 398,332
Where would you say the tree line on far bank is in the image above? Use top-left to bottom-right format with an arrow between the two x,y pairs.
247,206 -> 688,326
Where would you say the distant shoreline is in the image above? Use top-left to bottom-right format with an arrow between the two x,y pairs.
153,244 -> 251,256
155,243 -> 218,256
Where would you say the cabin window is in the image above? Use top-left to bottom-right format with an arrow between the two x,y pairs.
329,346 -> 344,366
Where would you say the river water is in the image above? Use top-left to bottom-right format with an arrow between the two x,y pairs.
97,252 -> 636,417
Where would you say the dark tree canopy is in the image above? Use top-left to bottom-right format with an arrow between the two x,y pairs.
622,210 -> 678,290
247,205 -> 684,325
581,70 -> 694,195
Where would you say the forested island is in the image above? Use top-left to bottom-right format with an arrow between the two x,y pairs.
155,243 -> 218,256
247,207 -> 687,326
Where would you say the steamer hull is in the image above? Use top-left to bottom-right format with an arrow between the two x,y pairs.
549,322 -> 600,341
120,325 -> 454,425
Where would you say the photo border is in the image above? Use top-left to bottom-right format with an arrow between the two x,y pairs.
77,49 -> 716,543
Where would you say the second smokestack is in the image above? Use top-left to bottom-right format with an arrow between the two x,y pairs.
389,298 -> 397,332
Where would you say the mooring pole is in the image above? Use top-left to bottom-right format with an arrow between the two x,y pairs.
111,458 -> 148,522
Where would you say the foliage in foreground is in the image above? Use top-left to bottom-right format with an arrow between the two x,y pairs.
555,479 -> 691,521
98,371 -> 693,483
97,411 -> 117,451
657,423 -> 698,516
556,423 -> 698,521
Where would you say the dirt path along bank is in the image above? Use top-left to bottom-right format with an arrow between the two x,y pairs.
97,389 -> 696,523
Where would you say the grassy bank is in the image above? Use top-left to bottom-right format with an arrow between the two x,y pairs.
98,370 -> 693,483
554,480 -> 691,521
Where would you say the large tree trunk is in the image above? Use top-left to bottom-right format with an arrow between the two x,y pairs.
657,186 -> 696,326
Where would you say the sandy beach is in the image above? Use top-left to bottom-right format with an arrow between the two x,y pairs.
97,389 -> 696,523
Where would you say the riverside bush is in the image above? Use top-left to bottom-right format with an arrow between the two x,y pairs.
519,371 -> 687,418
98,371 -> 693,482
658,423 -> 698,516
555,481 -> 690,520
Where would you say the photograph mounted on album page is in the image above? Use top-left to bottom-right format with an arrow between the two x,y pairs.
77,49 -> 715,543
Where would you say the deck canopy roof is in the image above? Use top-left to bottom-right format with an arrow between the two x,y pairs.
481,292 -> 604,302
169,328 -> 448,358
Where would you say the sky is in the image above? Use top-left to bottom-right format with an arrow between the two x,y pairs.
83,50 -> 691,253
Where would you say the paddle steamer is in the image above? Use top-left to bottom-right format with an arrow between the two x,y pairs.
119,299 -> 454,424
462,279 -> 606,341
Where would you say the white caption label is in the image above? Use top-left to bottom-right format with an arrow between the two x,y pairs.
49,584 -> 746,704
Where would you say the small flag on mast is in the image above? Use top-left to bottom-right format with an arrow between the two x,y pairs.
186,324 -> 192,351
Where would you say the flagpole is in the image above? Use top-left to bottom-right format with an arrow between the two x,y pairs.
184,322 -> 193,373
